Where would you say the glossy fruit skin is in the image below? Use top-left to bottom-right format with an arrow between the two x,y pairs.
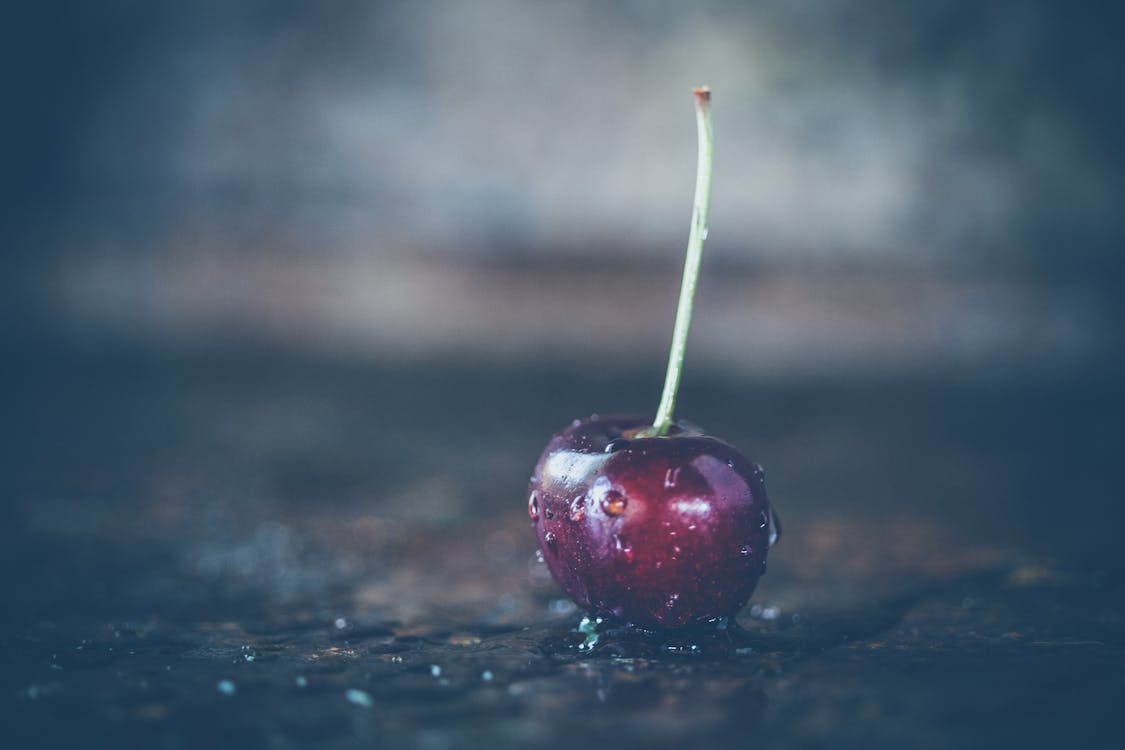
529,415 -> 775,628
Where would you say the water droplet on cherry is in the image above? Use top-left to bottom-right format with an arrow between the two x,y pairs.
601,490 -> 627,516
664,467 -> 680,488
614,534 -> 633,562
569,496 -> 586,522
543,531 -> 557,551
528,491 -> 539,521
739,544 -> 753,557
768,508 -> 782,548
605,439 -> 630,453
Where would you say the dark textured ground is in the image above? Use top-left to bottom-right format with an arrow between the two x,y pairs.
3,342 -> 1124,749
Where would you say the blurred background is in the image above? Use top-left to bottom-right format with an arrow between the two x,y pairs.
4,3 -> 1125,747
6,0 -> 1123,374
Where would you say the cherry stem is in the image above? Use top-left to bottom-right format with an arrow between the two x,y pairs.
652,87 -> 714,437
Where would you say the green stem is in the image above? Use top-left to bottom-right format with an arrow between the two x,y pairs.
651,87 -> 714,437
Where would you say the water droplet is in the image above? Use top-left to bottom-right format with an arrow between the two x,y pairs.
614,534 -> 633,562
578,616 -> 602,650
601,490 -> 627,516
665,593 -> 680,609
605,439 -> 630,453
571,418 -> 582,428
726,459 -> 735,468
759,511 -> 769,529
545,507 -> 555,520
345,688 -> 373,708
752,463 -> 766,480
549,598 -> 576,615
664,467 -> 680,488
534,549 -> 545,564
569,496 -> 586,522
528,491 -> 539,520
768,508 -> 782,548
654,560 -> 663,569
701,228 -> 709,240
739,544 -> 753,557
672,545 -> 682,558
543,531 -> 557,550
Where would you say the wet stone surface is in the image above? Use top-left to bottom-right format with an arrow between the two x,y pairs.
3,345 -> 1124,748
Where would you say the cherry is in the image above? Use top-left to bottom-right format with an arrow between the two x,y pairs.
529,414 -> 776,628
526,89 -> 780,629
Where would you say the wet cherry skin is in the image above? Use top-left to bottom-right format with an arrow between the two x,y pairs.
529,415 -> 776,628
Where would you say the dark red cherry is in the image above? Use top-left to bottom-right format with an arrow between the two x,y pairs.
529,414 -> 777,628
